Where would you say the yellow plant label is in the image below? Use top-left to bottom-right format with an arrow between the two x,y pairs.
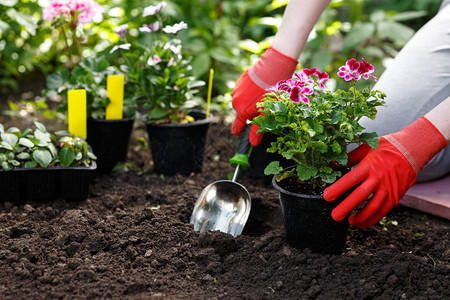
106,74 -> 124,120
68,89 -> 87,139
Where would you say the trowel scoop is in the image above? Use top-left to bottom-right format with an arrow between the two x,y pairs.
190,125 -> 252,237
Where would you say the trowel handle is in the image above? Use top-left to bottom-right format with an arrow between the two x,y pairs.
229,124 -> 252,170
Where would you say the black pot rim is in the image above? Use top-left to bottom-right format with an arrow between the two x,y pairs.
88,116 -> 136,124
272,165 -> 324,199
145,109 -> 212,128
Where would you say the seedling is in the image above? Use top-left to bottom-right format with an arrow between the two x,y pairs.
379,216 -> 398,231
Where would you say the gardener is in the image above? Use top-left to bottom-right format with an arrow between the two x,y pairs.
231,0 -> 450,227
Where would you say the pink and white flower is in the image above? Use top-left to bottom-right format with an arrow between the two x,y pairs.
114,24 -> 128,38
139,22 -> 161,33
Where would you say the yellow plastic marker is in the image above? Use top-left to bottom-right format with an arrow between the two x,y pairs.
68,89 -> 87,139
106,74 -> 125,120
206,68 -> 214,119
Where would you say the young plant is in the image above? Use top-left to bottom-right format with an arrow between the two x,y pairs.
252,58 -> 386,191
57,132 -> 97,167
45,56 -> 136,119
110,1 -> 204,123
0,122 -> 96,170
0,122 -> 58,169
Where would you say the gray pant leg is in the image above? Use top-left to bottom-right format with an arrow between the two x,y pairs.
358,3 -> 450,182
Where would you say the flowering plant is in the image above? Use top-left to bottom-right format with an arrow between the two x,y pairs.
42,0 -> 104,67
42,0 -> 131,120
110,1 -> 204,123
252,58 -> 386,191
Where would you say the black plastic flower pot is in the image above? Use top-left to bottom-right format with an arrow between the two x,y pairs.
145,110 -> 211,175
245,132 -> 293,178
87,117 -> 135,173
272,174 -> 349,254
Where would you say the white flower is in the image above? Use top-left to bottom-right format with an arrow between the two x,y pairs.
110,43 -> 131,54
143,1 -> 167,17
162,21 -> 188,34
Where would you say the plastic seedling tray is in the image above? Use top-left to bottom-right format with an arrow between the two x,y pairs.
0,161 -> 97,203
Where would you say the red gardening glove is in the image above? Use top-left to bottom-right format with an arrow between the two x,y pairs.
324,117 -> 447,228
231,46 -> 298,146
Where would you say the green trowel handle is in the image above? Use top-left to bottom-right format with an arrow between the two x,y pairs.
229,124 -> 252,170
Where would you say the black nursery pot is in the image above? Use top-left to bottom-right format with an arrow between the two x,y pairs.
87,117 -> 135,173
245,133 -> 293,178
272,175 -> 349,254
146,110 -> 211,175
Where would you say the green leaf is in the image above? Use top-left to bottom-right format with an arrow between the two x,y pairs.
19,138 -> 34,148
35,130 -> 51,142
55,130 -> 71,136
0,124 -> 4,133
46,70 -> 70,91
296,164 -> 318,181
59,147 -> 75,167
1,162 -> 12,171
16,152 -> 30,160
321,171 -> 340,184
24,161 -> 37,168
360,132 -> 379,149
33,149 -> 52,167
6,127 -> 20,134
0,141 -> 13,150
1,133 -> 18,147
264,161 -> 283,176
331,140 -> 342,154
34,121 -> 46,132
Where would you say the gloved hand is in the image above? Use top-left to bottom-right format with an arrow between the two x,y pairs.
231,46 -> 298,146
324,117 -> 447,228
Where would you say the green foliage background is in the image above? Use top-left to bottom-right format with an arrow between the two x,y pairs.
0,0 -> 443,113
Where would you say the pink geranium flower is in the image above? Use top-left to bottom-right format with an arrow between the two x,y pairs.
290,85 -> 313,104
338,58 -> 377,81
43,0 -> 104,24
316,71 -> 329,89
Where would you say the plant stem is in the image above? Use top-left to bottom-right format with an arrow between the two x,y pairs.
61,26 -> 74,68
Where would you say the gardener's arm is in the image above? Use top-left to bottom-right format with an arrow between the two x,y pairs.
324,96 -> 450,228
232,0 -> 331,146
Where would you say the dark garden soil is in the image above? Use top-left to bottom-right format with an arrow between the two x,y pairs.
0,97 -> 449,299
